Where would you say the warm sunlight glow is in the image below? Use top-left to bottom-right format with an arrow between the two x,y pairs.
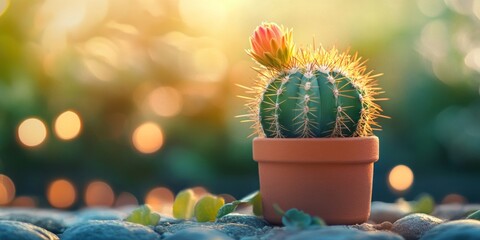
47,179 -> 77,208
145,187 -> 174,213
191,48 -> 228,82
17,118 -> 47,147
149,87 -> 183,117
0,174 -> 15,205
115,192 -> 139,207
85,181 -> 114,207
132,122 -> 164,154
54,110 -> 82,140
388,165 -> 414,192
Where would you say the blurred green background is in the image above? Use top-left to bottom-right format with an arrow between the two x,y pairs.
0,0 -> 479,209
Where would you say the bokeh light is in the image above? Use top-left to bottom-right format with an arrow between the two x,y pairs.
132,122 -> 164,154
388,165 -> 414,192
115,192 -> 139,207
10,196 -> 36,207
0,174 -> 15,205
145,187 -> 174,213
47,179 -> 77,208
17,118 -> 48,147
85,181 -> 115,207
54,110 -> 82,140
0,0 -> 9,17
149,87 -> 183,117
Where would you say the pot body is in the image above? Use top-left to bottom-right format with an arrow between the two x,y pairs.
253,136 -> 379,225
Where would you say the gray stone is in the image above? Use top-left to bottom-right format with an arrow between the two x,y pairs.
216,214 -> 270,228
163,228 -> 234,240
0,220 -> 59,240
420,219 -> 480,240
61,220 -> 160,240
155,220 -> 268,239
392,213 -> 443,240
370,201 -> 410,223
351,222 -> 393,232
432,204 -> 480,220
0,213 -> 66,234
285,226 -> 403,240
75,208 -> 127,223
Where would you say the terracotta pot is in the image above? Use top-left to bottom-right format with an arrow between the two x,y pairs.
253,136 -> 379,225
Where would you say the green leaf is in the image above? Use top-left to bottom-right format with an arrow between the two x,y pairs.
467,210 -> 480,220
274,205 -> 326,229
411,193 -> 435,214
241,191 -> 263,216
173,189 -> 197,219
282,208 -> 313,229
194,195 -> 225,222
124,205 -> 161,226
216,191 -> 263,219
217,201 -> 241,219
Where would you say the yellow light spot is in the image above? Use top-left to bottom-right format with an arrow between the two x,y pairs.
0,0 -> 10,17
145,187 -> 174,214
17,118 -> 47,147
85,181 -> 115,207
388,165 -> 414,192
54,110 -> 82,140
132,122 -> 164,154
149,87 -> 183,117
0,174 -> 15,205
47,179 -> 76,208
114,192 -> 138,207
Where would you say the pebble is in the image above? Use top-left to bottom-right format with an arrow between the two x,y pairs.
163,228 -> 234,240
156,219 -> 269,239
216,214 -> 270,228
0,220 -> 59,240
285,226 -> 403,240
61,220 -> 160,240
0,213 -> 66,234
370,201 -> 410,223
431,204 -> 480,220
392,213 -> 443,240
74,208 -> 127,223
420,219 -> 480,240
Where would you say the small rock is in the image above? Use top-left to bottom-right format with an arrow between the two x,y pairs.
0,213 -> 66,234
351,221 -> 393,232
432,204 -> 480,220
163,228 -> 234,240
216,214 -> 270,228
216,223 -> 260,239
61,220 -> 160,240
370,201 -> 410,223
420,219 -> 480,240
75,208 -> 127,223
286,226 -> 403,240
0,220 -> 59,240
155,219 -> 267,239
392,213 -> 443,240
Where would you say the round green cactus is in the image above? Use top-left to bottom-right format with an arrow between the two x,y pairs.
243,23 -> 386,138
260,67 -> 363,138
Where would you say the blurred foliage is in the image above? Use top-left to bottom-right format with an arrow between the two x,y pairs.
0,0 -> 480,207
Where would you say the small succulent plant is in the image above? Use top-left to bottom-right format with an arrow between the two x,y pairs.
241,22 -> 387,138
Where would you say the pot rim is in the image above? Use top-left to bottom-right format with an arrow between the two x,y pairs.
253,136 -> 379,164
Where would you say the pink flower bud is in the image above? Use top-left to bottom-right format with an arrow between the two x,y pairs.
248,22 -> 294,69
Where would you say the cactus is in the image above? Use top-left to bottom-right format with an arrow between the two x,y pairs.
241,23 -> 386,138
